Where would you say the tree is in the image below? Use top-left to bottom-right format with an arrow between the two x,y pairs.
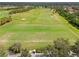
42,38 -> 70,57
52,38 -> 70,57
71,40 -> 79,56
55,7 -> 79,29
43,45 -> 53,57
0,48 -> 7,57
8,42 -> 21,54
21,48 -> 29,57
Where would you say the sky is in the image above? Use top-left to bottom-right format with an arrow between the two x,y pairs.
0,0 -> 79,2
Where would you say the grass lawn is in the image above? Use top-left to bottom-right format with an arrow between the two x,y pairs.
0,8 -> 79,49
0,10 -> 10,19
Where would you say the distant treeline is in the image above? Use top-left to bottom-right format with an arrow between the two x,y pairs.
0,2 -> 79,7
9,6 -> 34,14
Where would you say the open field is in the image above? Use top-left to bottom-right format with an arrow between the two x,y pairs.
0,10 -> 10,19
0,8 -> 79,49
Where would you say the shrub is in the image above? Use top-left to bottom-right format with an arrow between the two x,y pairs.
0,16 -> 12,26
8,42 -> 21,54
71,40 -> 79,56
52,38 -> 70,57
0,48 -> 7,57
21,48 -> 29,57
42,38 -> 70,57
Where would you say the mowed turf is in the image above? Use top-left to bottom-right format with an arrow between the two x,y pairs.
0,8 -> 79,49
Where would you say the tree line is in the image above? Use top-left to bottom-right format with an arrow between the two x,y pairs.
0,38 -> 79,57
55,7 -> 79,29
9,6 -> 35,14
0,16 -> 12,26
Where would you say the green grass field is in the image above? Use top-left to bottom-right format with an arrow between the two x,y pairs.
0,10 -> 10,19
0,8 -> 79,49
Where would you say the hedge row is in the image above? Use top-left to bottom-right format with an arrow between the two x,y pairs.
9,6 -> 34,14
0,16 -> 12,26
